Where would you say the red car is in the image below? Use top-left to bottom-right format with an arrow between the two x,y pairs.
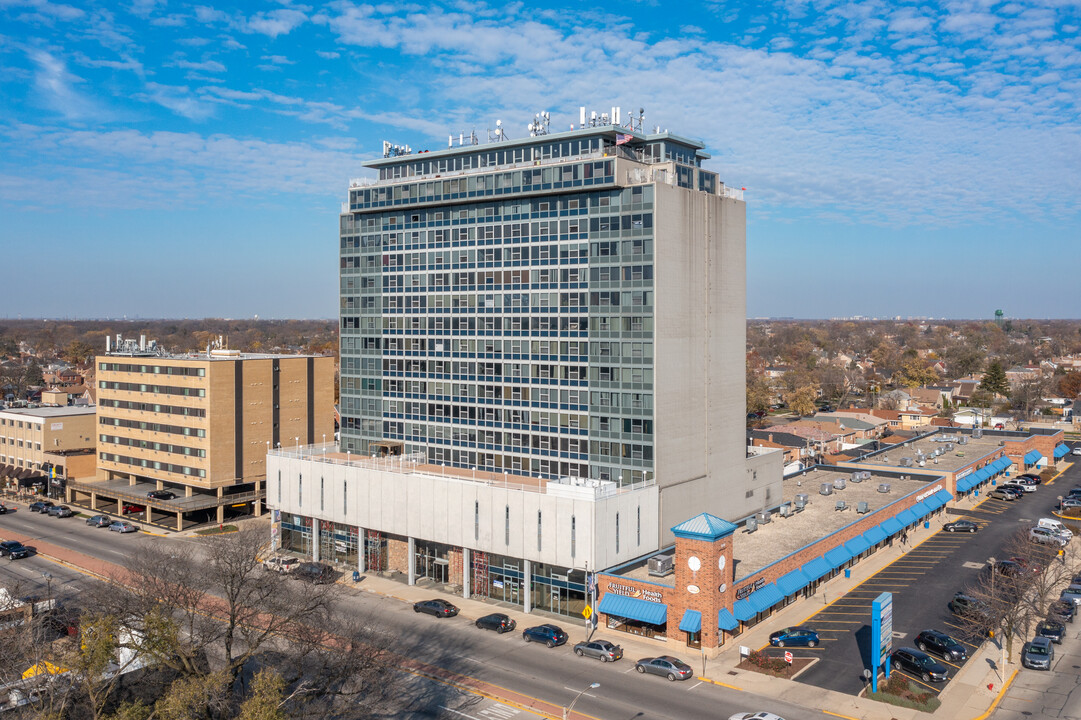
122,503 -> 145,515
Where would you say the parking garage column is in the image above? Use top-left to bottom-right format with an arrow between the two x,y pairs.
462,548 -> 471,600
254,480 -> 263,517
176,511 -> 183,532
522,559 -> 532,613
90,492 -> 97,511
312,529 -> 320,562
357,527 -> 366,573
407,537 -> 416,585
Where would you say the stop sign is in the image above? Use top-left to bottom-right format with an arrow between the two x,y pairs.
784,651 -> 793,664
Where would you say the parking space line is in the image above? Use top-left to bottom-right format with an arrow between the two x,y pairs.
893,670 -> 944,694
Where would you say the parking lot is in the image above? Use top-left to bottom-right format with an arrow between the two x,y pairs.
757,454 -> 1080,697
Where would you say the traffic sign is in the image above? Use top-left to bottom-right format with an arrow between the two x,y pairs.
582,605 -> 592,620
784,651 -> 793,664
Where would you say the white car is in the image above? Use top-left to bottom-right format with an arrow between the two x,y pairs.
1002,480 -> 1037,493
262,556 -> 300,573
1073,448 -> 1081,457
729,714 -> 786,720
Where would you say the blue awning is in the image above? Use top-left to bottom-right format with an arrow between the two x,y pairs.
924,493 -> 945,512
1055,443 -> 1070,459
910,500 -> 931,518
718,608 -> 739,631
863,525 -> 888,545
777,568 -> 810,596
597,593 -> 668,626
679,609 -> 702,633
896,508 -> 918,526
974,467 -> 990,483
934,489 -> 953,505
824,546 -> 853,569
845,535 -> 871,556
733,598 -> 757,622
956,476 -> 973,493
880,517 -> 903,535
802,556 -> 832,581
997,457 -> 1011,471
1024,450 -> 1044,465
747,583 -> 785,614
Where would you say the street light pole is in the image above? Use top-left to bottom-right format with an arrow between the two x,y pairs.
563,682 -> 599,720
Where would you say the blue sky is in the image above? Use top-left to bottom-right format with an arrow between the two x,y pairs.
1,0 -> 1079,320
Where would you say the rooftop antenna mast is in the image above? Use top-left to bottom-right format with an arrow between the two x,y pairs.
487,119 -> 508,142
448,129 -> 480,147
381,140 -> 412,158
527,111 -> 550,136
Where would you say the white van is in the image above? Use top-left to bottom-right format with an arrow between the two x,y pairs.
1038,518 -> 1073,539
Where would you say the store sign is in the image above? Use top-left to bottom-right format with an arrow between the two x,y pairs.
735,577 -> 766,600
916,484 -> 945,501
50,422 -> 63,431
606,581 -> 663,603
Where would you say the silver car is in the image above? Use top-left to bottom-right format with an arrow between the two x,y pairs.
634,655 -> 693,681
1021,637 -> 1054,670
572,639 -> 623,662
1031,527 -> 1068,547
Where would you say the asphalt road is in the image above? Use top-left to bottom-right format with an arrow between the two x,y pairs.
757,458 -> 1081,698
1,505 -> 832,720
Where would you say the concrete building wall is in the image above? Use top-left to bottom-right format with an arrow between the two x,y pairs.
0,409 -> 95,472
268,454 -> 660,571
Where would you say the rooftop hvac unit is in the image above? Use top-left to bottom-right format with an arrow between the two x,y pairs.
794,498 -> 807,511
820,483 -> 833,496
795,493 -> 809,505
900,457 -> 914,467
860,471 -> 872,481
850,472 -> 863,483
857,501 -> 869,514
958,436 -> 967,445
778,504 -> 792,517
915,451 -> 926,462
878,483 -> 891,493
974,428 -> 983,439
756,511 -> 771,524
946,443 -> 954,451
647,553 -> 675,577
745,517 -> 758,533
834,477 -> 847,490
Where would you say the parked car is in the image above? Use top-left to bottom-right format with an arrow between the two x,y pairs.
768,627 -> 820,648
1060,588 -> 1081,606
522,624 -> 568,648
1036,619 -> 1065,644
1073,447 -> 1081,457
1012,476 -> 1039,486
890,647 -> 949,682
1021,637 -> 1054,670
1018,473 -> 1042,483
989,488 -> 1017,501
1031,527 -> 1068,547
0,502 -> 8,514
1000,486 -> 1025,499
0,540 -> 30,559
943,519 -> 979,533
108,521 -> 137,533
992,560 -> 1025,578
474,613 -> 516,633
728,714 -> 787,720
1009,556 -> 1043,575
48,506 -> 74,518
262,556 -> 300,574
1050,599 -> 1076,622
1002,480 -> 1036,494
634,655 -> 694,681
413,599 -> 459,617
573,639 -> 623,662
122,503 -> 144,515
293,562 -> 334,585
28,501 -> 54,513
1060,498 -> 1081,510
914,629 -> 967,661
146,490 -> 176,500
949,592 -> 989,623
86,515 -> 111,527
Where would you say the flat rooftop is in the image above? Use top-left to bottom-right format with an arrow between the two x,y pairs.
847,430 -> 1017,473
609,466 -> 942,586
103,350 -> 324,362
0,406 -> 97,419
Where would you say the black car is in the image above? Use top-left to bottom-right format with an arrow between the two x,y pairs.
522,624 -> 568,648
993,560 -> 1025,578
1018,473 -> 1042,483
914,629 -> 967,661
293,562 -> 334,585
28,501 -> 54,513
474,612 -> 515,632
413,599 -> 459,617
1036,619 -> 1066,643
890,647 -> 949,682
0,503 -> 8,514
86,515 -> 111,527
0,540 -> 30,559
949,592 -> 989,622
147,490 -> 176,500
1054,598 -> 1079,622
943,519 -> 979,533
1001,485 -> 1025,499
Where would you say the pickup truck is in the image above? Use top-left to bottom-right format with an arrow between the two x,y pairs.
262,556 -> 300,574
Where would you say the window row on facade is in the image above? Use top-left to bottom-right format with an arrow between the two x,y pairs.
371,136 -> 607,180
99,451 -> 206,478
100,399 -> 207,418
99,382 -> 207,398
99,434 -> 207,458
99,415 -> 206,438
99,362 -> 206,377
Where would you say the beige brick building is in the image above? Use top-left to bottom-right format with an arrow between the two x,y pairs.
69,343 -> 334,530
0,406 -> 97,497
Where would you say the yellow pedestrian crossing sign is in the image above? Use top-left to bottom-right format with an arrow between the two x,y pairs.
582,605 -> 592,620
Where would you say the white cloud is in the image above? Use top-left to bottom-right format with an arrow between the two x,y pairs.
27,49 -> 105,120
140,82 -> 216,120
171,58 -> 227,72
261,54 -> 295,65
1,0 -> 83,22
316,50 -> 340,58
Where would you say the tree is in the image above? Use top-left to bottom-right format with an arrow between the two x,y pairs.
61,341 -> 96,367
1058,371 -> 1081,400
746,372 -> 773,416
893,357 -> 940,389
785,385 -> 818,417
979,361 -> 1010,398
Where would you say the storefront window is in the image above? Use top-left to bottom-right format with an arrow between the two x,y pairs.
365,530 -> 387,571
606,613 -> 667,640
686,630 -> 701,649
280,514 -> 312,556
319,521 -> 358,566
531,563 -> 586,618
471,552 -> 523,607
415,540 -> 452,586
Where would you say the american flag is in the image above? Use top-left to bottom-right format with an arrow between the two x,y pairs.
616,133 -> 632,145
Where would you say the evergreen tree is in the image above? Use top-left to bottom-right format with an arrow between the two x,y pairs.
979,361 -> 1010,397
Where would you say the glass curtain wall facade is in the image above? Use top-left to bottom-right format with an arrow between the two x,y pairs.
339,130 -> 711,485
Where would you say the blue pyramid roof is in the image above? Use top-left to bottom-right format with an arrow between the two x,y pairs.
671,513 -> 737,541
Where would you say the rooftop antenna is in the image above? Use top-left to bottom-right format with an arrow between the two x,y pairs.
488,119 -> 508,142
381,141 -> 411,158
527,111 -> 550,136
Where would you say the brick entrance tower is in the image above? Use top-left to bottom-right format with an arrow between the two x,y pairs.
669,513 -> 737,656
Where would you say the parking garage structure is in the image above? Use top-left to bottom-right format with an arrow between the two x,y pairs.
594,466 -> 954,656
